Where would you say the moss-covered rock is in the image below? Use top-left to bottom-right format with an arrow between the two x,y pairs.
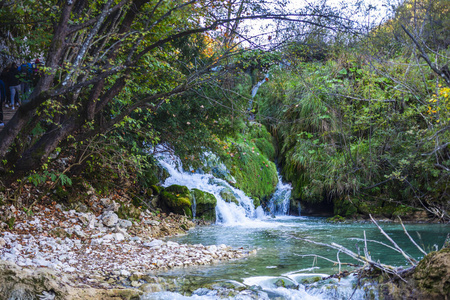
327,215 -> 346,223
191,189 -> 217,222
247,122 -> 276,161
117,203 -> 142,220
413,247 -> 450,298
219,187 -> 239,205
206,123 -> 278,205
151,185 -> 162,195
159,185 -> 192,217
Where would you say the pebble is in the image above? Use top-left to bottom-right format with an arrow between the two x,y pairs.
143,239 -> 164,248
0,204 -> 249,290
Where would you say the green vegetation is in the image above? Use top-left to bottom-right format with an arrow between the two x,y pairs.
191,189 -> 217,222
0,0 -> 448,223
257,3 -> 450,218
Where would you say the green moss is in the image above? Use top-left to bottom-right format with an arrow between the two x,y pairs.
159,185 -> 193,217
165,184 -> 190,196
219,187 -> 239,205
414,248 -> 450,297
151,185 -> 162,195
300,276 -> 323,284
117,202 -> 142,219
210,123 -> 278,204
191,188 -> 217,221
327,215 -> 346,222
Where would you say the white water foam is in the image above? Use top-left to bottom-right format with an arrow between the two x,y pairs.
156,149 -> 264,225
267,174 -> 292,216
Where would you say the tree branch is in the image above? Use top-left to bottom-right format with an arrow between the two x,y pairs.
401,24 -> 450,87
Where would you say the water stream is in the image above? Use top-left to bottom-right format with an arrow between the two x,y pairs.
148,151 -> 450,299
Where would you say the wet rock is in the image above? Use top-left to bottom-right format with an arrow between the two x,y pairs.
160,185 -> 192,217
219,187 -> 239,205
129,272 -> 144,281
191,189 -> 217,222
140,283 -> 163,293
0,237 -> 6,248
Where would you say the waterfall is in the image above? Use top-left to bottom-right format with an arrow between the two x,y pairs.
247,73 -> 269,117
191,193 -> 197,220
156,150 -> 264,225
267,174 -> 292,216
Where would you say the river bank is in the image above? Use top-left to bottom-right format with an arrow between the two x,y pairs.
0,199 -> 252,300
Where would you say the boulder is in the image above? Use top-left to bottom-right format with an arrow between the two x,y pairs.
101,211 -> 118,227
117,219 -> 133,229
117,204 -> 141,220
414,247 -> 450,298
191,189 -> 217,222
159,185 -> 192,217
0,260 -> 142,300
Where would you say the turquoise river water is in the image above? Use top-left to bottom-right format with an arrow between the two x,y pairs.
143,150 -> 449,299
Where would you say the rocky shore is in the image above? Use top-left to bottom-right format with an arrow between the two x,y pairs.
0,199 -> 252,299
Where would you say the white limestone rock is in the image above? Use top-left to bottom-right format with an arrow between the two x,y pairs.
101,211 -> 118,227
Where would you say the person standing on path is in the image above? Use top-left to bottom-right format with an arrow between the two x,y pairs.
5,63 -> 21,110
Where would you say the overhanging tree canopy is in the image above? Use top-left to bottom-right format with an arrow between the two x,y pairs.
0,0 -> 353,181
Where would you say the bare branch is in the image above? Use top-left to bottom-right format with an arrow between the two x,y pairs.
401,24 -> 450,87
369,214 -> 417,266
398,217 -> 428,256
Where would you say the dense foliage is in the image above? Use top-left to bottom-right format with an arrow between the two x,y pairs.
0,0 -> 448,221
257,0 -> 450,219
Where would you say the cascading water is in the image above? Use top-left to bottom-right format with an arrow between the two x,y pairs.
191,193 -> 197,219
267,174 -> 292,216
147,148 -> 448,300
156,150 -> 266,225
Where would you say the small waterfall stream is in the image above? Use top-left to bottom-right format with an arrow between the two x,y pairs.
156,151 -> 268,224
267,174 -> 292,216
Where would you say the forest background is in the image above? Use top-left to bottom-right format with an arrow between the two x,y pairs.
0,0 -> 448,222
